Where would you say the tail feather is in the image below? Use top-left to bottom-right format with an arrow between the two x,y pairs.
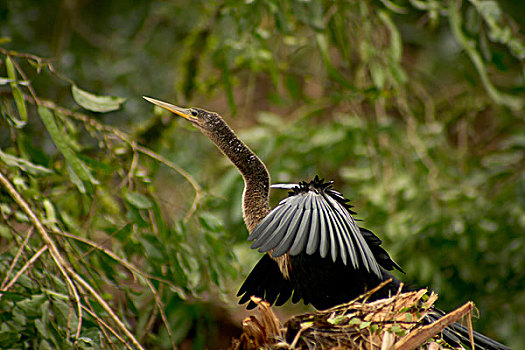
425,309 -> 510,350
237,254 -> 297,309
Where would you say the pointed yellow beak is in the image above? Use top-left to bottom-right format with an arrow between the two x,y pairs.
143,96 -> 198,122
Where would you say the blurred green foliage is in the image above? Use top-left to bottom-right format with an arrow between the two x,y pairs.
1,0 -> 524,349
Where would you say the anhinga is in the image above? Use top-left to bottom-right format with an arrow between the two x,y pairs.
144,97 -> 510,350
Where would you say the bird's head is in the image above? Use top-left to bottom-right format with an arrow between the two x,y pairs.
143,96 -> 222,133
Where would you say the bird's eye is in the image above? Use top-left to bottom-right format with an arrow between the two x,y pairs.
191,110 -> 198,117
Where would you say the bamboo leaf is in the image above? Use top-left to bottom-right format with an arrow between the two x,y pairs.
37,106 -> 99,193
0,150 -> 53,175
6,57 -> 28,122
71,85 -> 126,112
124,191 -> 153,209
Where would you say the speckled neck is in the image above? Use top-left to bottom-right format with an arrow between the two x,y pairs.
202,118 -> 270,232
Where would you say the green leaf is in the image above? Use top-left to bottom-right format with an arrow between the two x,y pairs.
67,164 -> 86,193
35,319 -> 49,339
12,308 -> 27,326
348,317 -> 361,325
316,34 -> 353,89
2,108 -> 27,128
43,199 -> 57,225
0,331 -> 20,348
71,85 -> 126,112
327,314 -> 346,325
14,210 -> 30,222
198,212 -> 223,232
39,340 -> 54,350
124,191 -> 153,209
0,224 -> 11,238
37,106 -> 99,192
390,324 -> 405,335
370,61 -> 385,90
6,56 -> 28,122
378,11 -> 403,62
76,336 -> 97,350
359,321 -> 372,329
0,149 -> 53,176
51,298 -> 78,332
17,294 -> 47,317
300,321 -> 314,328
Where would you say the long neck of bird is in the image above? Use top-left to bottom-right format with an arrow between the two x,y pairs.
202,120 -> 270,232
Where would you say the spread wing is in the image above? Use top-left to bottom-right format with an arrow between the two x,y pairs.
248,189 -> 382,277
237,254 -> 298,309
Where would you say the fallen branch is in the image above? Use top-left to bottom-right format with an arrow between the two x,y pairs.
393,302 -> 474,350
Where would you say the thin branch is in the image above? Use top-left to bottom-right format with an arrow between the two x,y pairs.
81,305 -> 133,350
0,171 -> 145,349
37,98 -> 203,222
10,55 -> 39,103
52,228 -> 178,348
0,226 -> 34,290
118,149 -> 139,189
134,143 -> 202,221
67,266 -> 145,350
0,170 -> 84,340
52,228 -> 186,297
0,245 -> 48,294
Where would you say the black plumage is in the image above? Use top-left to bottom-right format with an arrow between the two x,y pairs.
239,177 -> 510,349
143,97 -> 511,350
239,176 -> 403,310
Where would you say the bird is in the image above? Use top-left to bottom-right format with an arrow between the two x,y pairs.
143,97 -> 510,350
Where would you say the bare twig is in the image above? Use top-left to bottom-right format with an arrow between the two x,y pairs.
36,98 -> 203,222
0,170 -> 84,340
466,311 -> 475,350
52,228 -> 178,348
0,245 -> 48,294
0,226 -> 34,290
0,170 -> 145,349
68,268 -> 145,350
52,228 -> 185,297
81,305 -> 133,350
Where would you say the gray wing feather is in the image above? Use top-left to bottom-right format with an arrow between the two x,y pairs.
250,203 -> 290,249
289,211 -> 311,255
323,195 -> 359,269
325,204 -> 348,265
272,209 -> 304,257
318,198 -> 339,263
324,194 -> 381,276
249,185 -> 382,278
316,196 -> 330,259
306,202 -> 320,254
248,201 -> 289,241
257,203 -> 296,252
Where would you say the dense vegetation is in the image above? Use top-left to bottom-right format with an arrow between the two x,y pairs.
1,0 -> 524,349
